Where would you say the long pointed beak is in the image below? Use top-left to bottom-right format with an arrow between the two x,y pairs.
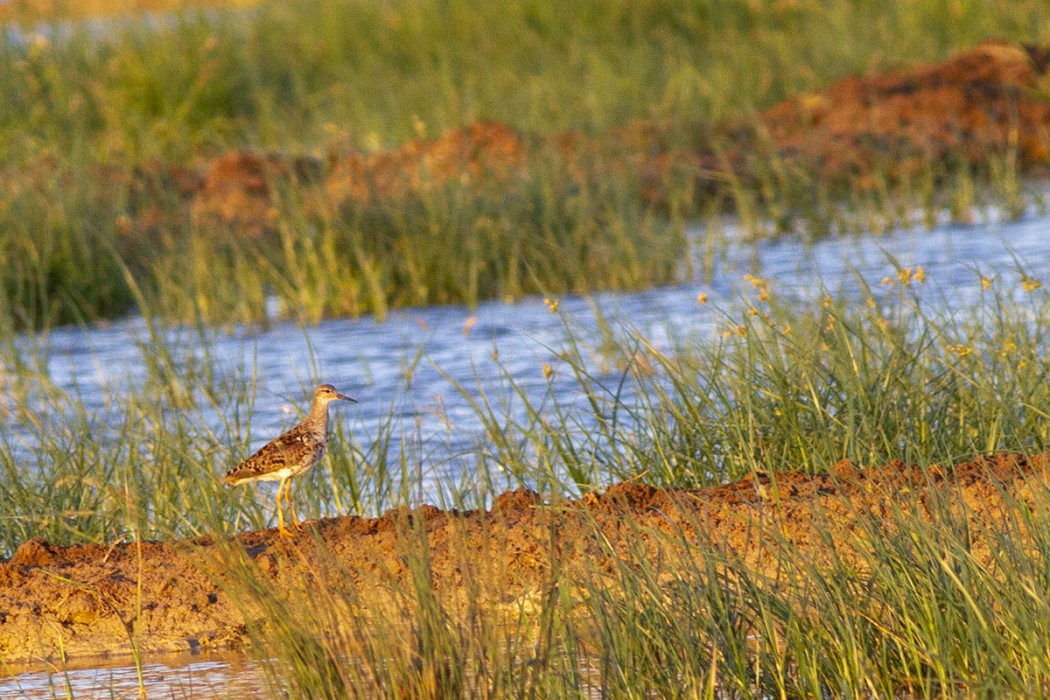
337,393 -> 357,403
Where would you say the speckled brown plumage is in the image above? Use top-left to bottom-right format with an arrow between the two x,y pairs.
223,384 -> 355,537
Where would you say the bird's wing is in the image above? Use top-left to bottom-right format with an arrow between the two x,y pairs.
223,427 -> 318,481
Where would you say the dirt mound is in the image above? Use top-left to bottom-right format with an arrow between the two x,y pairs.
8,41 -> 1046,239
189,151 -> 326,236
324,120 -> 528,206
746,40 -> 1050,187
162,40 -> 1050,235
1,452 -> 1048,664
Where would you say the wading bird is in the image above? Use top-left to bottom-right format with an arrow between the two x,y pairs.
222,384 -> 355,537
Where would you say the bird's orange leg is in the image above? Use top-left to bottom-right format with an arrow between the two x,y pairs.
285,480 -> 304,531
276,479 -> 295,539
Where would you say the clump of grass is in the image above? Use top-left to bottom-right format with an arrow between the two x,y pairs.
441,269 -> 1050,497
570,480 -> 1050,697
0,162 -> 136,331
2,261 -> 1048,550
196,506 -> 588,698
123,149 -> 688,326
716,137 -> 1044,241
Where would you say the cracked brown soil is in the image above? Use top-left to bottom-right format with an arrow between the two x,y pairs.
2,452 -> 1048,665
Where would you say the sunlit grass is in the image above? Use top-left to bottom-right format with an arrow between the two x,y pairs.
196,460 -> 1050,697
3,270 -> 1049,550
3,1 -> 1050,689
0,149 -> 690,330
0,0 -> 1046,328
5,0 -> 1047,152
3,265 -> 1050,694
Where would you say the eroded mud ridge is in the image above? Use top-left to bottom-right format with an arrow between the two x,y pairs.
1,452 -> 1048,664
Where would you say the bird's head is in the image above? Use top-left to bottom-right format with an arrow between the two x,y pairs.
315,384 -> 357,405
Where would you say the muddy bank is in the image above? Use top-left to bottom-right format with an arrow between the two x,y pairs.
170,40 -> 1050,234
1,452 -> 1048,664
9,41 -> 1047,253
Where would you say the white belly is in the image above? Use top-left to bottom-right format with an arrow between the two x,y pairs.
249,467 -> 295,483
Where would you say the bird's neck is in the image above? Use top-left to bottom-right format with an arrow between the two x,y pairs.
304,401 -> 330,433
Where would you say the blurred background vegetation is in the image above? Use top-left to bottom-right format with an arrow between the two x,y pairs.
0,0 -> 1047,330
2,0 -> 1046,157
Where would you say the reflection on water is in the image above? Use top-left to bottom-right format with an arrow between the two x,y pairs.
1,647 -> 610,699
0,651 -> 270,699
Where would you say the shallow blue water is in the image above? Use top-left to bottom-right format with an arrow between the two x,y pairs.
2,215 -> 1049,485
0,652 -> 270,699
2,215 -> 1049,696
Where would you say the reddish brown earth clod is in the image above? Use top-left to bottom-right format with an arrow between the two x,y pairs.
748,41 -> 1050,187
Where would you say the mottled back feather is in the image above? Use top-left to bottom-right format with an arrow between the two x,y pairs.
222,384 -> 354,485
